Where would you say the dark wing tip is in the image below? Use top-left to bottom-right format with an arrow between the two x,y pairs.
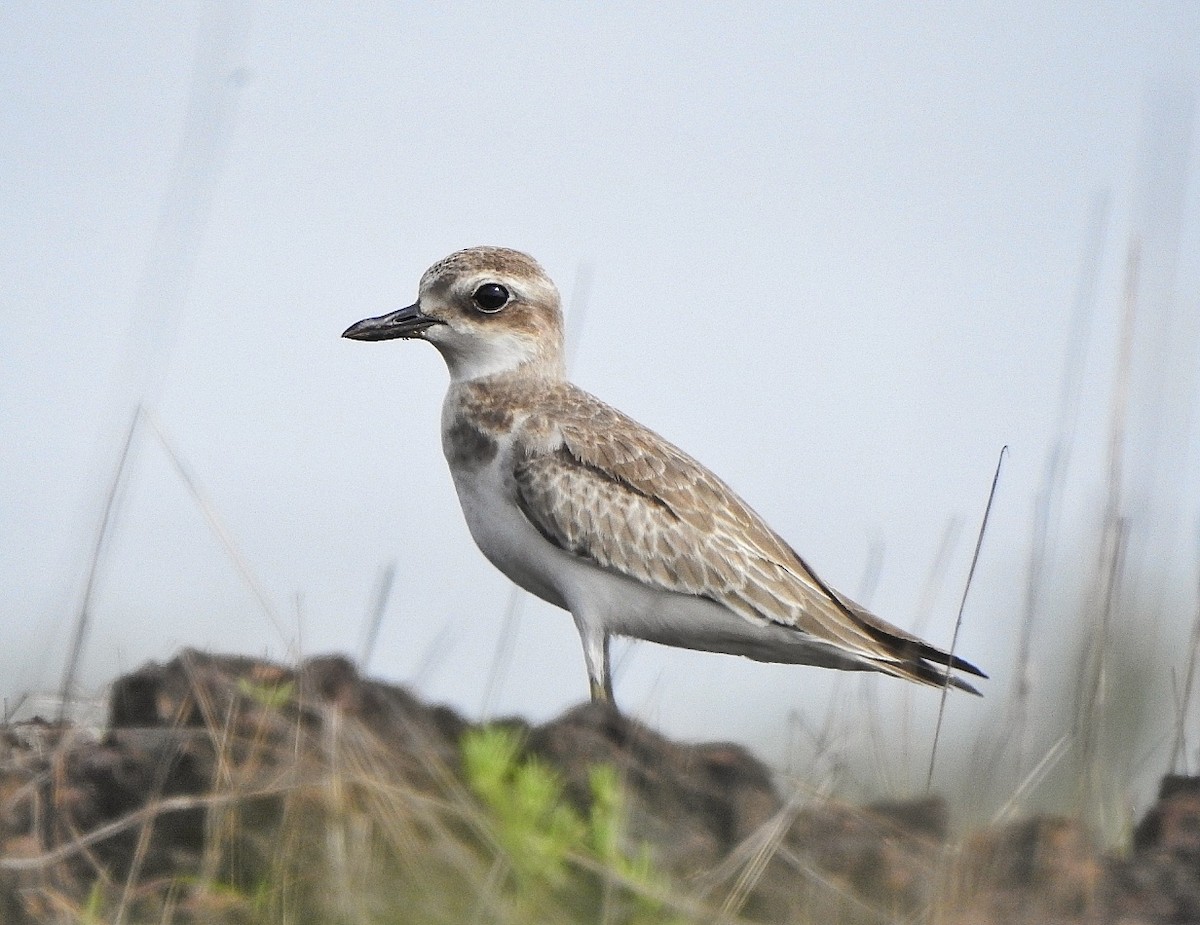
885,654 -> 985,696
946,673 -> 983,697
946,653 -> 988,679
906,638 -> 986,680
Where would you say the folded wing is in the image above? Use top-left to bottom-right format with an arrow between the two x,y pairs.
512,387 -> 984,693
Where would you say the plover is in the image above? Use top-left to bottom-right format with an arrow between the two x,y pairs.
344,247 -> 984,704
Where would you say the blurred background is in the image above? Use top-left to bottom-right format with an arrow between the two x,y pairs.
3,2 -> 1199,826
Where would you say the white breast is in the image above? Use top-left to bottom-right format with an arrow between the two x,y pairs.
445,431 -> 571,609
441,408 -> 668,627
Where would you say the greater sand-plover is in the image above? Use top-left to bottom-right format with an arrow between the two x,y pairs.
344,247 -> 985,704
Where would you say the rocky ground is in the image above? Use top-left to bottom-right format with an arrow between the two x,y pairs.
1,650 -> 1197,924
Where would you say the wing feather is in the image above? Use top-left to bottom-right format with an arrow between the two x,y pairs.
510,384 -> 984,689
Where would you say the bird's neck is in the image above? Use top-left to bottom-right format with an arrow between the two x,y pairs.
444,358 -> 569,421
441,339 -> 566,384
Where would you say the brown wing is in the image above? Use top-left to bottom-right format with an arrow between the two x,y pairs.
511,385 -> 984,690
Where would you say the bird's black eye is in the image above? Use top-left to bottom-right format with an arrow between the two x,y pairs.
472,283 -> 510,313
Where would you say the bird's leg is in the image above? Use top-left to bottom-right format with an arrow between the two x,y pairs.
576,620 -> 615,706
591,635 -> 614,705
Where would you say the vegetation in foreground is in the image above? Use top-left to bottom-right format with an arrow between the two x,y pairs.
2,649 -> 1199,925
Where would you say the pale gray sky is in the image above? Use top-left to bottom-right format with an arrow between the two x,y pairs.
3,3 -> 1199,805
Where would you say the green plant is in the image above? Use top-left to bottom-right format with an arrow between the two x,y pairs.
460,726 -> 681,923
236,677 -> 295,710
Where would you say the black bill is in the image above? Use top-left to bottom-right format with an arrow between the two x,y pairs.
342,302 -> 443,341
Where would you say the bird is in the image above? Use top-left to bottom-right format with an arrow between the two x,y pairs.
343,246 -> 985,705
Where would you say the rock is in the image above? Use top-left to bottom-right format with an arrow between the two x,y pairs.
527,702 -> 779,876
958,816 -> 1104,924
783,795 -> 948,919
1110,775 -> 1200,924
1,650 -> 1197,924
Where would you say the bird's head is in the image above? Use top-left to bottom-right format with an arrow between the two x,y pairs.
343,246 -> 565,382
